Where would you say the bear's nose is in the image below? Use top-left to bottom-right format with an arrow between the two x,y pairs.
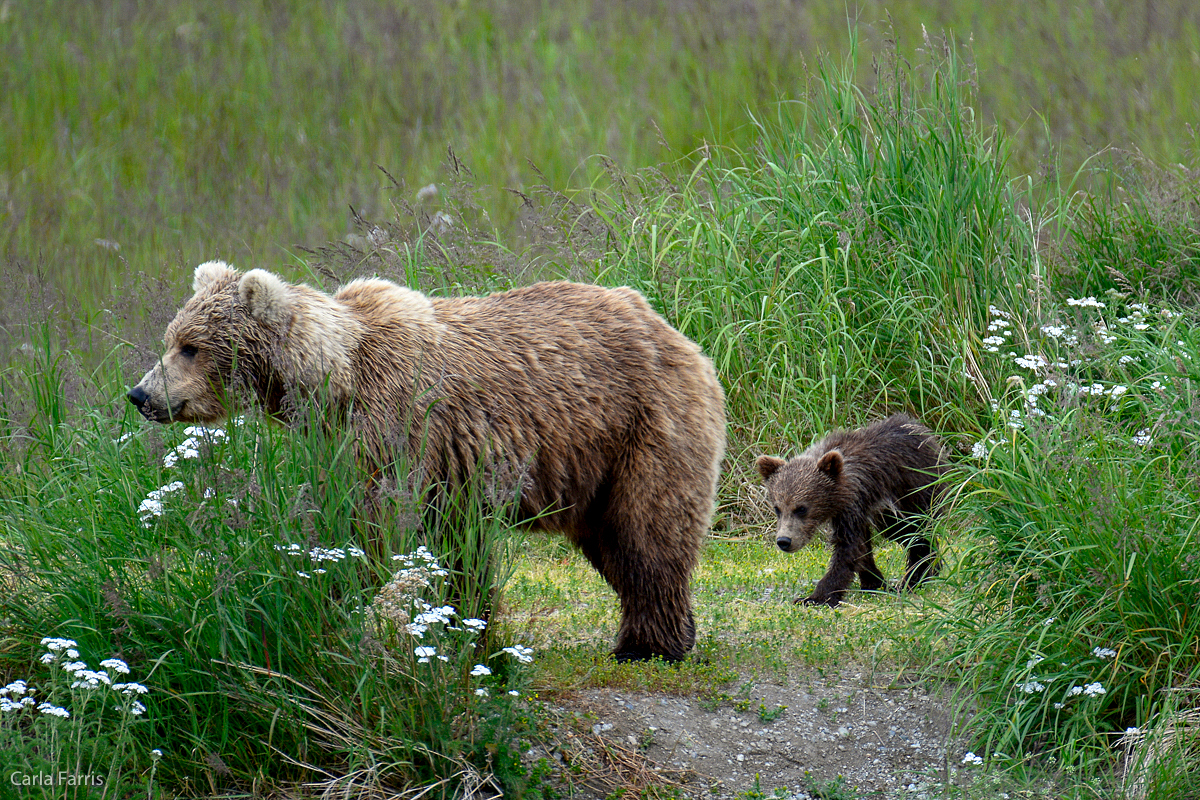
127,385 -> 149,410
776,536 -> 791,551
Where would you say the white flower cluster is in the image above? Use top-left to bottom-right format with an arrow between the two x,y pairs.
961,751 -> 984,766
137,481 -> 185,527
275,542 -> 367,578
502,644 -> 535,664
1066,296 -> 1106,309
1067,682 -> 1106,698
1091,646 -> 1117,660
391,546 -> 449,575
163,423 -> 230,467
3,639 -> 151,719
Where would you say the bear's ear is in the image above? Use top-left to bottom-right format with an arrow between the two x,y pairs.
756,455 -> 786,481
238,269 -> 291,327
193,260 -> 236,293
816,450 -> 844,479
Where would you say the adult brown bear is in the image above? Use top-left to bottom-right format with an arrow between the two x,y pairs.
129,262 -> 727,662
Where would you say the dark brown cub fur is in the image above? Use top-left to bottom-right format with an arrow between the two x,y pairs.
755,414 -> 948,607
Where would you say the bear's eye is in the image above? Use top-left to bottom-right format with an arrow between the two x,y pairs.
772,506 -> 781,517
179,344 -> 198,358
793,505 -> 808,519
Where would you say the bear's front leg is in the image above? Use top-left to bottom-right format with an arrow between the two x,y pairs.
799,516 -> 869,607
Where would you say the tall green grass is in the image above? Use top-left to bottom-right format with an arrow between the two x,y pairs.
0,339 -> 540,796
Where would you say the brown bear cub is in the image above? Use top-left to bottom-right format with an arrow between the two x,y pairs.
756,414 -> 947,607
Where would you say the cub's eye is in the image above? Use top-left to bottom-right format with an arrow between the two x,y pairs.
793,505 -> 808,519
179,344 -> 198,358
772,506 -> 781,517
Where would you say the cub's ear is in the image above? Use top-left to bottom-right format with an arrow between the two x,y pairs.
238,269 -> 291,326
816,450 -> 844,479
755,455 -> 786,481
193,260 -> 237,293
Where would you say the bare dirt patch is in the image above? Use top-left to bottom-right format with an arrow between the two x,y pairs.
536,667 -> 965,799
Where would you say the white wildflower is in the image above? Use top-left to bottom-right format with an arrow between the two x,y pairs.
1108,385 -> 1128,398
502,644 -> 535,664
1026,655 -> 1045,669
40,637 -> 78,651
989,305 -> 1013,319
474,688 -> 489,698
1133,430 -> 1153,447
1040,325 -> 1066,338
36,702 -> 70,718
508,690 -> 520,697
100,658 -> 130,674
112,682 -> 149,696
463,618 -> 487,632
414,646 -> 437,664
1017,680 -> 1045,694
1067,296 -> 1106,309
1118,355 -> 1137,365
970,440 -> 991,459
962,752 -> 984,765
1092,647 -> 1117,660
1014,354 -> 1048,370
470,664 -> 492,677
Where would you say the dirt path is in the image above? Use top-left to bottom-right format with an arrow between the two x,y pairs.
539,668 -> 966,799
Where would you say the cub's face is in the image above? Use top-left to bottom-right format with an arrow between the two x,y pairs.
755,451 -> 845,553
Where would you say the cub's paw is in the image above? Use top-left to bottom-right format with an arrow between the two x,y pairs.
797,594 -> 841,608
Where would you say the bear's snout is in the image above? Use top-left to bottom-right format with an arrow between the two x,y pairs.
776,536 -> 792,551
127,385 -> 150,411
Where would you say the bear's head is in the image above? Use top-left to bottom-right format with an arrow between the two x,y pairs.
127,262 -> 360,424
755,451 -> 849,553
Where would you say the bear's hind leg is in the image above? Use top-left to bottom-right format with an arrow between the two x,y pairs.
576,487 -> 702,663
875,508 -> 937,591
856,547 -> 888,593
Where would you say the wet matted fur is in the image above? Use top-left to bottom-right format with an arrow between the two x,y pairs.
756,414 -> 947,607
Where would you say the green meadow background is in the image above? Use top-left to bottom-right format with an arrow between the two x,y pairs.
1,1 -> 1199,798
2,0 -> 1197,297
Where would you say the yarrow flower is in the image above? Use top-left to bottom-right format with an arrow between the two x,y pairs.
470,664 -> 492,677
138,481 -> 185,527
962,752 -> 984,765
1017,680 -> 1045,694
414,646 -> 437,664
1067,682 -> 1106,697
501,644 -> 535,664
100,658 -> 131,674
36,702 -> 70,718
1092,647 -> 1117,660
1067,296 -> 1106,309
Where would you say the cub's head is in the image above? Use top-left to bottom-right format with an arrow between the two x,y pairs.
127,262 -> 292,424
755,451 -> 847,553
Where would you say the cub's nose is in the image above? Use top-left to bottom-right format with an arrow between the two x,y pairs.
776,536 -> 792,551
127,385 -> 149,410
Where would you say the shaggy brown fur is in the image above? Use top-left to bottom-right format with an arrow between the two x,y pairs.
129,262 -> 727,662
755,414 -> 947,607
